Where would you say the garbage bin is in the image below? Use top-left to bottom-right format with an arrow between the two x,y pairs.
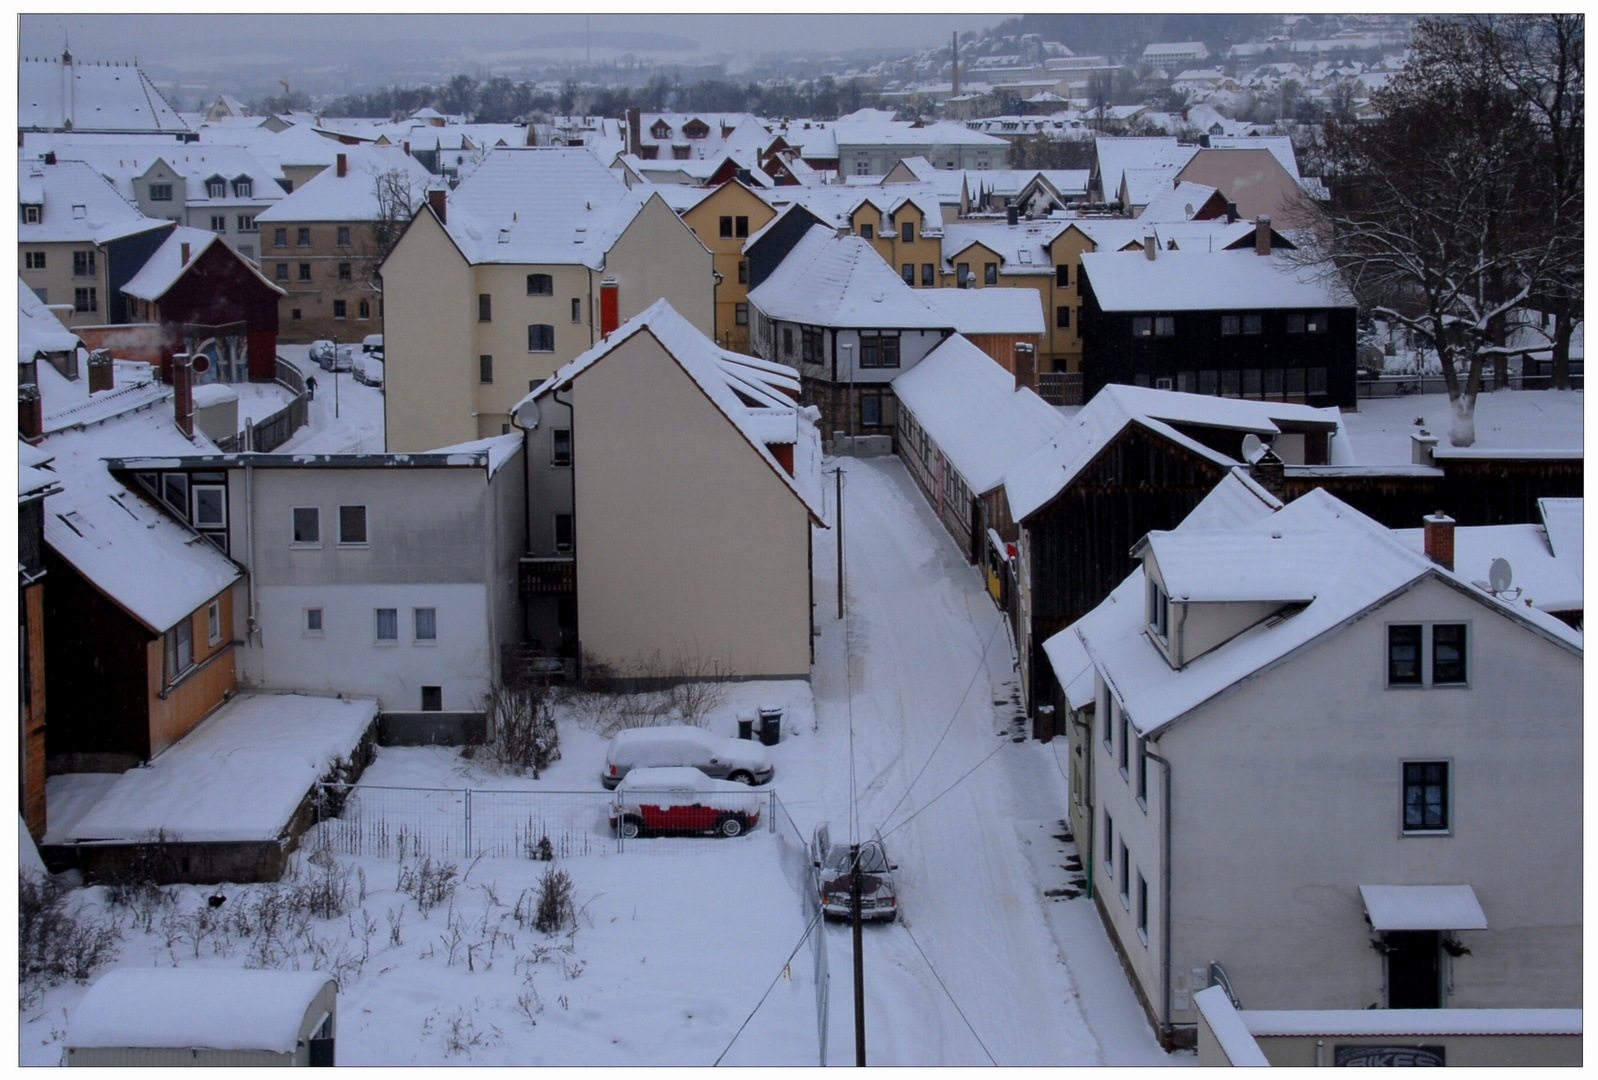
758,707 -> 782,746
737,710 -> 755,741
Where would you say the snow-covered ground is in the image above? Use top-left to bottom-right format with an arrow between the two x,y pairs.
1340,390 -> 1584,464
272,345 -> 387,455
22,456 -> 1183,1066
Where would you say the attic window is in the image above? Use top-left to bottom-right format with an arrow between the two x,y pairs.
232,177 -> 252,198
22,204 -> 41,224
207,177 -> 226,198
651,122 -> 671,139
683,120 -> 709,139
1148,580 -> 1169,640
71,204 -> 87,219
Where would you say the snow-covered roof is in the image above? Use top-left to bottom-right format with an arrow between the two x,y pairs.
1005,384 -> 1348,523
17,160 -> 152,244
1206,135 -> 1300,178
64,691 -> 378,843
1121,166 -> 1186,208
40,403 -> 237,634
435,146 -> 650,268
19,54 -> 189,134
1138,181 -> 1221,223
18,278 -> 82,362
422,432 -> 525,478
70,969 -> 332,1053
255,121 -> 348,166
923,287 -> 1046,336
833,114 -> 1008,150
32,143 -> 286,207
1393,519 -> 1583,614
940,220 -> 1070,276
1539,498 -> 1582,574
122,226 -> 286,302
19,439 -> 61,500
747,226 -> 951,330
1093,137 -> 1197,202
892,335 -> 1066,495
1174,468 -> 1282,533
515,299 -> 824,522
762,182 -> 944,238
256,145 -> 432,223
1072,489 -> 1582,739
1080,249 -> 1352,312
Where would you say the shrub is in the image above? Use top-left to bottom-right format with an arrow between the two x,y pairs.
399,855 -> 459,917
480,681 -> 561,776
19,873 -> 121,1005
558,650 -> 732,736
531,866 -> 575,935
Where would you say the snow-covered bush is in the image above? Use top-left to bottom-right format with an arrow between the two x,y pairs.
529,866 -> 575,935
481,681 -> 561,776
399,855 -> 458,916
19,873 -> 121,1005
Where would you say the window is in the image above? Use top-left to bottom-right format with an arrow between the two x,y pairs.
297,227 -> 311,247
738,260 -> 749,285
192,485 -> 226,529
1243,368 -> 1262,397
554,513 -> 574,552
1104,813 -> 1115,876
902,263 -> 915,285
1286,313 -> 1307,334
921,263 -> 934,286
956,262 -> 970,287
856,160 -> 870,176
1136,737 -> 1148,806
735,302 -> 748,326
860,393 -> 881,427
858,333 -> 901,369
528,324 -> 554,351
783,328 -> 794,356
376,608 -> 398,642
1118,844 -> 1130,905
1432,624 -> 1467,684
1056,264 -> 1069,287
333,300 -> 347,320
150,182 -> 173,201
571,297 -> 582,323
1103,697 -> 1115,750
1285,367 -> 1306,396
336,226 -> 351,247
1403,761 -> 1449,832
207,600 -> 222,646
208,178 -> 227,198
24,251 -> 45,270
527,273 -> 553,295
210,214 -> 227,232
1263,368 -> 1283,397
291,308 -> 302,323
1118,708 -> 1129,776
1221,314 -> 1241,335
305,607 -> 323,635
479,355 -> 493,383
237,215 -> 256,233
1305,311 -> 1328,333
338,262 -> 352,282
1056,306 -> 1071,329
552,428 -> 572,467
984,262 -> 998,286
274,227 -> 288,247
801,326 -> 823,364
275,263 -> 289,282
338,505 -> 367,545
414,607 -> 437,642
735,216 -> 749,238
719,216 -> 734,238
901,221 -> 914,243
232,178 -> 252,198
1243,314 -> 1262,335
1308,367 -> 1327,395
1388,625 -> 1423,684
1136,872 -> 1149,942
165,616 -> 194,682
859,223 -> 874,240
1148,580 -> 1168,639
1133,317 -> 1153,338
421,686 -> 443,712
358,299 -> 370,320
298,263 -> 312,282
74,288 -> 97,313
478,293 -> 492,321
73,250 -> 96,277
1154,316 -> 1175,337
1221,369 -> 1241,397
292,507 -> 320,545
672,145 -> 690,160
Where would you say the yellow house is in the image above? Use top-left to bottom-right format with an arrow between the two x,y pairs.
379,148 -> 715,451
678,180 -> 776,353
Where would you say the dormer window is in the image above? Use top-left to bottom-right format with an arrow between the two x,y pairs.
683,119 -> 709,139
1148,580 -> 1169,640
651,121 -> 671,139
232,176 -> 253,198
672,145 -> 690,160
21,204 -> 41,224
149,183 -> 173,201
207,176 -> 227,198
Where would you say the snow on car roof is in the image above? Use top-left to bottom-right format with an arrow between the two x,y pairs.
70,969 -> 331,1052
615,766 -> 728,791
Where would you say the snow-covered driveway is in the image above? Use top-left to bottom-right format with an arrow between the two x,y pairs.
802,456 -> 1175,1066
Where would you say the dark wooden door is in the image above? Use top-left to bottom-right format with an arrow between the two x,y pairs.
1386,931 -> 1441,1008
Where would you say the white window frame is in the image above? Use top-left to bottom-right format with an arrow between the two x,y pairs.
207,600 -> 222,646
292,506 -> 321,547
304,607 -> 325,638
413,607 -> 437,644
375,607 -> 399,644
192,484 -> 227,530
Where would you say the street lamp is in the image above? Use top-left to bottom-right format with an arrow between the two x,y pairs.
332,333 -> 340,420
842,341 -> 855,452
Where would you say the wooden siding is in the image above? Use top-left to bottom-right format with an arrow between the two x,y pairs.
1284,458 -> 1584,531
21,583 -> 47,839
964,333 -> 1044,383
148,240 -> 281,382
146,589 -> 237,758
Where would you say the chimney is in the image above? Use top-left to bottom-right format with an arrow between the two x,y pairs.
427,188 -> 446,224
336,152 -> 347,178
1423,512 -> 1455,571
1225,201 -> 1238,223
1410,431 -> 1438,466
951,31 -> 960,98
172,351 -> 195,438
403,140 -> 411,155
1013,341 -> 1037,392
1255,215 -> 1272,256
86,348 -> 114,393
1006,204 -> 1019,226
1249,445 -> 1286,501
43,150 -> 55,166
18,384 -> 42,444
599,278 -> 619,336
1143,232 -> 1157,260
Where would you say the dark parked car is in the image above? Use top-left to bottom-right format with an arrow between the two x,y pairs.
609,767 -> 763,838
812,821 -> 898,921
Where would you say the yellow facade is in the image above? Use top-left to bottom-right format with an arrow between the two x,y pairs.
679,182 -> 776,353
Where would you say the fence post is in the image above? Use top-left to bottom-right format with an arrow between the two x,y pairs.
770,791 -> 778,833
464,788 -> 473,857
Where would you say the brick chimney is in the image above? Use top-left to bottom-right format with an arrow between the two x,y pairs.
1249,445 -> 1286,500
172,351 -> 195,438
180,241 -> 191,265
600,278 -> 619,337
19,384 -> 42,444
1013,340 -> 1037,392
336,152 -> 347,178
427,188 -> 446,224
1423,512 -> 1455,570
86,348 -> 114,393
1255,215 -> 1272,256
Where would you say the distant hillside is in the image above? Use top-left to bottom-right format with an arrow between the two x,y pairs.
975,15 -> 1276,62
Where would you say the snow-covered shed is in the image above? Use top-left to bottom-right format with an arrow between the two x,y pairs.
67,969 -> 336,1066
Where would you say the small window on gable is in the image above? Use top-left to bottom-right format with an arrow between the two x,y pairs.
901,221 -> 914,243
1148,580 -> 1169,640
735,216 -> 749,238
859,223 -> 874,240
207,177 -> 227,198
150,183 -> 173,201
22,204 -> 41,224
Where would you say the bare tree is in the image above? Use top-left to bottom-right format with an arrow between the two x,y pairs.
366,167 -> 427,286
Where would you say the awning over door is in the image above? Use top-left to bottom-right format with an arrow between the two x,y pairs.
1360,884 -> 1488,931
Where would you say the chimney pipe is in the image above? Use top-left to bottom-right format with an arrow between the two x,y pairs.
1226,201 -> 1238,223
1423,512 -> 1455,571
1249,445 -> 1286,500
1144,233 -> 1157,260
427,188 -> 446,224
87,348 -> 114,393
1255,215 -> 1272,256
1012,341 -> 1037,392
180,241 -> 191,265
172,351 -> 195,438
336,152 -> 347,178
951,31 -> 960,98
599,278 -> 619,337
18,384 -> 43,444
1410,431 -> 1438,466
1006,204 -> 1019,226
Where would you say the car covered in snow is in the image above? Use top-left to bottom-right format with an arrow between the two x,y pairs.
361,334 -> 383,357
609,766 -> 763,838
352,353 -> 383,388
811,822 -> 898,921
309,340 -> 354,372
600,725 -> 774,789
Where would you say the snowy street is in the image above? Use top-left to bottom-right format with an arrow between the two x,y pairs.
271,344 -> 387,455
797,456 -> 1177,1066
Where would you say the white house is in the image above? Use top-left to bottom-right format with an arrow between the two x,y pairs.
1051,489 -> 1582,1047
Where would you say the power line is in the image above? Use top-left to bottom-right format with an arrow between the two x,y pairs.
881,739 -> 1008,842
900,920 -> 998,1066
712,908 -> 824,1067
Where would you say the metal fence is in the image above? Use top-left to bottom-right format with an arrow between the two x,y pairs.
214,357 -> 311,454
1357,372 -> 1583,398
770,794 -> 829,1066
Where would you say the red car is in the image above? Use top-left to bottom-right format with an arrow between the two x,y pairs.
609,767 -> 763,839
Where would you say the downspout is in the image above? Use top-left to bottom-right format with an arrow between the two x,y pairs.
1142,743 -> 1175,1047
244,456 -> 259,647
554,385 -> 577,652
1174,599 -> 1190,669
586,268 -> 596,347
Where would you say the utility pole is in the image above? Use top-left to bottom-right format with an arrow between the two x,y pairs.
850,843 -> 866,1065
835,466 -> 844,620
332,333 -> 340,420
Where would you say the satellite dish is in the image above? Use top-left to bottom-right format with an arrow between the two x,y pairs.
1241,433 -> 1263,463
1183,202 -> 1195,219
1488,557 -> 1513,594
